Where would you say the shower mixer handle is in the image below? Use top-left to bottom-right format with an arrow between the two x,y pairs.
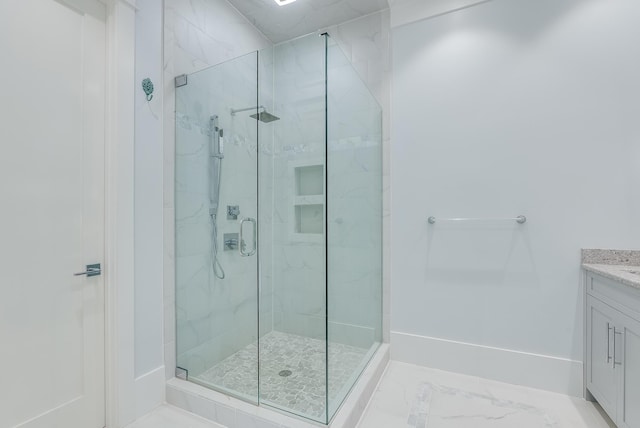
239,217 -> 257,257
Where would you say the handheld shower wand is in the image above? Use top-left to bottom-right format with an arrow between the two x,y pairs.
211,116 -> 224,159
209,115 -> 225,279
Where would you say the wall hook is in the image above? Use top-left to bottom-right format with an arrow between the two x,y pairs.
142,78 -> 154,101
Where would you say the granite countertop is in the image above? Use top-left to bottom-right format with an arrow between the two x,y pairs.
582,249 -> 640,290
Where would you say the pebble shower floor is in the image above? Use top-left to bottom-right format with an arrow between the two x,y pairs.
197,331 -> 370,420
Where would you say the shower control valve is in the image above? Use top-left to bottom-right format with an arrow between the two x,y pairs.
227,205 -> 240,220
223,233 -> 239,251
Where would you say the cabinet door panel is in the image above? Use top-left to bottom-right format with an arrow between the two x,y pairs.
618,314 -> 640,428
587,296 -> 618,421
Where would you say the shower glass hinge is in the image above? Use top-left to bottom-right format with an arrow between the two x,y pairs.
175,367 -> 188,380
175,74 -> 188,88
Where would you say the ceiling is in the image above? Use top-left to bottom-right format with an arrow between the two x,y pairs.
226,0 -> 390,43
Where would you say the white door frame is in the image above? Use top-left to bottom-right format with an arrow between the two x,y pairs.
104,0 -> 139,427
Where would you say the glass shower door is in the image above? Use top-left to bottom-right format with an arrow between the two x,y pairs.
174,34 -> 383,425
257,34 -> 329,424
326,34 -> 383,419
175,52 -> 260,403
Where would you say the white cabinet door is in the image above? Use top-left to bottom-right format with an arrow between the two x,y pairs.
617,312 -> 640,428
587,296 -> 618,421
0,0 -> 106,427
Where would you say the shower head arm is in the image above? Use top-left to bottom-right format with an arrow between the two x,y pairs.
230,105 -> 265,116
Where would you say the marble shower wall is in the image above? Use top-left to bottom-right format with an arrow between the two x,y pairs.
164,0 -> 392,381
270,35 -> 328,340
257,47 -> 276,340
163,0 -> 272,380
175,53 -> 268,377
326,11 -> 392,342
269,32 -> 385,348
327,38 -> 383,347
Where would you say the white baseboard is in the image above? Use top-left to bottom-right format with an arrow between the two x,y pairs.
391,331 -> 583,397
135,366 -> 166,419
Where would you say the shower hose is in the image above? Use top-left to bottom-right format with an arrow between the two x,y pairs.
210,213 -> 225,279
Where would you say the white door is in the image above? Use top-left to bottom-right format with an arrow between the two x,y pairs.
0,0 -> 106,427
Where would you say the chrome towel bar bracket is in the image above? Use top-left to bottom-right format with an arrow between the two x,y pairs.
428,215 -> 527,224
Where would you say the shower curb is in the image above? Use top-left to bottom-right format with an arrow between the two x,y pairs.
165,344 -> 390,427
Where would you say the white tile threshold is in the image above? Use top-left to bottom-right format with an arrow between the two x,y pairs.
124,404 -> 225,428
166,344 -> 390,428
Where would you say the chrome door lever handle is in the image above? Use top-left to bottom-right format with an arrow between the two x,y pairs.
74,263 -> 102,277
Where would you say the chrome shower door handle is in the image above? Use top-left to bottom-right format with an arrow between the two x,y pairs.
239,217 -> 257,257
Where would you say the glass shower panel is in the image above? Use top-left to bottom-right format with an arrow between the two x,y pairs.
174,33 -> 382,425
257,46 -> 275,342
326,35 -> 383,419
258,34 -> 328,423
175,52 -> 259,403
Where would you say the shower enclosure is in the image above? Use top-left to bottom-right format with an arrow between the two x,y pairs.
175,33 -> 382,424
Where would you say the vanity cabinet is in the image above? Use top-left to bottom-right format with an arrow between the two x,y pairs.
586,295 -> 618,419
586,272 -> 640,428
617,312 -> 640,428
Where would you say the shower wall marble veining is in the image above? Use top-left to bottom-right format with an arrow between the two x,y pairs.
326,39 -> 383,347
172,32 -> 383,421
164,0 -> 391,382
326,11 -> 392,342
267,11 -> 392,345
163,0 -> 271,381
270,35 -> 327,340
174,53 -> 267,377
268,36 -> 383,348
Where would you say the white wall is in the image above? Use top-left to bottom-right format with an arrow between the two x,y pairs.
133,0 -> 166,418
134,0 -> 164,378
389,0 -> 488,28
391,0 -> 640,394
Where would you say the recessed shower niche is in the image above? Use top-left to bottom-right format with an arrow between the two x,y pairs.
292,162 -> 324,239
295,164 -> 323,196
174,33 -> 383,425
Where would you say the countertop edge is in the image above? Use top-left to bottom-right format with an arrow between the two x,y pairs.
582,263 -> 640,291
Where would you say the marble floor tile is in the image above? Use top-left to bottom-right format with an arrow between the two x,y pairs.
124,404 -> 225,428
358,362 -> 616,428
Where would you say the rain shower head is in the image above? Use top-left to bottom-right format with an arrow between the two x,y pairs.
230,105 -> 280,123
250,111 -> 280,123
